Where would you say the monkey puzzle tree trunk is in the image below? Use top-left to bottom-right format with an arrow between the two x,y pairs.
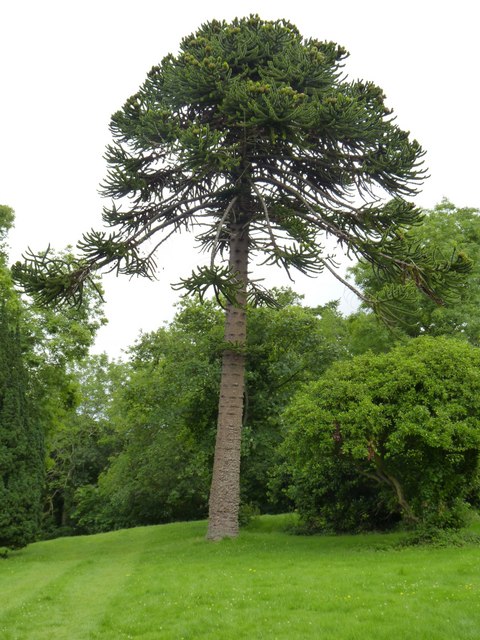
206,219 -> 249,541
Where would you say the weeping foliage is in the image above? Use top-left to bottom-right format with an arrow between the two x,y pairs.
0,206 -> 44,550
0,310 -> 44,550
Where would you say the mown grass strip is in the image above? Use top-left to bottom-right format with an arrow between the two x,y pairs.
1,516 -> 479,639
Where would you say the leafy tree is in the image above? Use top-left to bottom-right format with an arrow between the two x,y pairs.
0,206 -> 43,550
0,308 -> 44,550
75,293 -> 347,532
18,261 -> 107,537
279,336 -> 480,533
87,322 -> 215,531
351,201 -> 480,343
43,354 -> 123,533
0,205 -> 106,546
14,17 -> 469,539
343,310 -> 398,356
242,295 -> 347,509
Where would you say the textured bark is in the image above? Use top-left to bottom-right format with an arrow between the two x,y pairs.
206,220 -> 249,540
374,453 -> 417,523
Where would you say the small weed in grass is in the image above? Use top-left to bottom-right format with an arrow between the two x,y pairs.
398,526 -> 480,549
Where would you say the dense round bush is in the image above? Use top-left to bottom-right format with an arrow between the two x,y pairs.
278,336 -> 480,532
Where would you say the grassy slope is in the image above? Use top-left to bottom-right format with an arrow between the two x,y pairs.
1,515 -> 480,639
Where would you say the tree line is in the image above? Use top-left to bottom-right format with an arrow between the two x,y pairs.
0,205 -> 105,550
2,200 -> 480,549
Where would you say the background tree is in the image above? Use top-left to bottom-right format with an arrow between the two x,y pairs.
43,354 -> 122,534
241,293 -> 347,510
14,16 -> 469,539
278,336 -> 480,533
19,258 -> 106,536
74,292 -> 347,533
0,206 -> 43,550
351,200 -> 480,344
0,205 -> 105,546
343,309 -> 396,356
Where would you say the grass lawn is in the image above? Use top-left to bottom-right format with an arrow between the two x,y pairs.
1,515 -> 479,639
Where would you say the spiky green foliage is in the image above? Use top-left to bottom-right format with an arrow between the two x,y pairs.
12,16 -> 467,315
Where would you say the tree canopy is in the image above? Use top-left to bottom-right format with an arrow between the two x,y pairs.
70,293 -> 347,533
14,17 -> 468,310
279,336 -> 480,533
352,200 -> 480,342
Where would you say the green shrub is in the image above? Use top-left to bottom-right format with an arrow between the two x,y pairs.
277,336 -> 480,533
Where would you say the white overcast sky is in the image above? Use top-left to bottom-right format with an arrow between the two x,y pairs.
1,0 -> 478,357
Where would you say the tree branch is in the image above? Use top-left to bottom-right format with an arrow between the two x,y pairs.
210,196 -> 238,269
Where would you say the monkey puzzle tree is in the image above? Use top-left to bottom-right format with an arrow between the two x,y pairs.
14,16 -> 469,540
